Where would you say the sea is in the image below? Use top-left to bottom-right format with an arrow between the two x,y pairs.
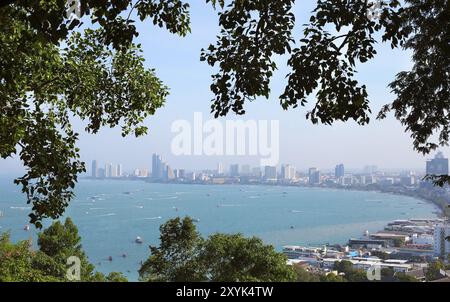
0,177 -> 440,281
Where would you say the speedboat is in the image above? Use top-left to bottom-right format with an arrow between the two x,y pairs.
24,225 -> 30,231
135,236 -> 143,244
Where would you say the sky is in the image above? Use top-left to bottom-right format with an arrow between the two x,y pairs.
1,1 -> 447,175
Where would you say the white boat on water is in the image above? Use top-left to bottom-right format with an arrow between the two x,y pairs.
135,236 -> 143,244
24,225 -> 30,231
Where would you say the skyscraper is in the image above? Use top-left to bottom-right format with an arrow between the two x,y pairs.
91,160 -> 98,178
152,153 -> 163,179
426,152 -> 449,175
264,166 -> 277,180
117,164 -> 122,177
335,164 -> 345,178
111,164 -> 118,177
105,163 -> 113,178
97,168 -> 105,178
252,167 -> 262,178
308,168 -> 320,185
241,165 -> 251,176
216,163 -> 224,175
229,164 -> 239,177
166,165 -> 175,180
281,164 -> 296,180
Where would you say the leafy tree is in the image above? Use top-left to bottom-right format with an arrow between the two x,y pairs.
0,233 -> 60,282
426,260 -> 445,281
1,1 -> 172,227
344,269 -> 368,282
371,250 -> 389,260
394,273 -> 418,282
380,267 -> 395,282
294,265 -> 320,282
37,217 -> 99,281
200,233 -> 296,281
392,238 -> 405,248
139,217 -> 296,282
203,1 -> 450,178
92,271 -> 129,282
139,217 -> 205,282
333,260 -> 369,282
105,271 -> 129,282
333,260 -> 353,275
319,273 -> 346,282
0,219 -> 127,282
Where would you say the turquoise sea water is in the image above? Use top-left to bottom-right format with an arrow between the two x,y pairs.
0,177 -> 439,281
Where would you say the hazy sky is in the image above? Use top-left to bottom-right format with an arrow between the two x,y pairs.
1,1 -> 447,175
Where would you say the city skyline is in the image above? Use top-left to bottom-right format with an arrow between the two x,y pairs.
88,152 -> 448,187
86,151 -> 448,179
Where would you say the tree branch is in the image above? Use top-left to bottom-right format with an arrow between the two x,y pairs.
0,0 -> 18,9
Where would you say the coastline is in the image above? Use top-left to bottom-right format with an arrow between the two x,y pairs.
80,176 -> 448,219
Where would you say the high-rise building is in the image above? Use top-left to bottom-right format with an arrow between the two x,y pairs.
434,224 -> 450,259
97,168 -> 105,178
264,166 -> 277,180
335,164 -> 345,178
241,165 -> 251,176
105,163 -> 113,178
140,169 -> 149,177
117,164 -> 122,177
186,172 -> 196,181
229,164 -> 239,177
426,152 -> 449,176
308,168 -> 320,185
281,164 -> 296,180
252,167 -> 262,178
400,175 -> 415,186
91,160 -> 98,178
166,165 -> 175,180
216,163 -> 224,175
152,153 -> 163,179
111,164 -> 118,178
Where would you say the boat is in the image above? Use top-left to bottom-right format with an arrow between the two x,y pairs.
108,256 -> 113,261
193,218 -> 200,223
135,236 -> 143,244
23,225 -> 30,231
